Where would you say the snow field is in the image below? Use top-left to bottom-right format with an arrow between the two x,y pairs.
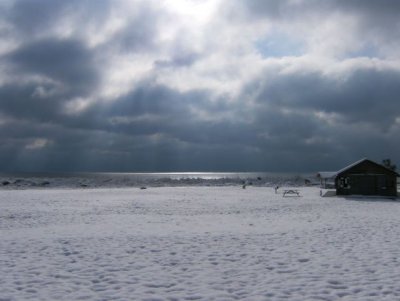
1,187 -> 400,300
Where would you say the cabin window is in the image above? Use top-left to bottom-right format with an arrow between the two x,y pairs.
339,177 -> 350,189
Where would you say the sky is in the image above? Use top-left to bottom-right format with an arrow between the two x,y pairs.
1,0 -> 400,172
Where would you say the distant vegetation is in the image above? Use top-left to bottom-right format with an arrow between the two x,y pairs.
382,159 -> 397,171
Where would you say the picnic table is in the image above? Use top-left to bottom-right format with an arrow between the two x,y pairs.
282,189 -> 301,197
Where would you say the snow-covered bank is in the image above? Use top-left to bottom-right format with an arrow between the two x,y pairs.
0,172 -> 311,189
1,187 -> 400,300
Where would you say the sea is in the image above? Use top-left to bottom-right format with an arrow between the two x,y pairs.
0,172 -> 317,189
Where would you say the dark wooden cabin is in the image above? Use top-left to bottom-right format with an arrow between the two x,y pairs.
335,158 -> 399,197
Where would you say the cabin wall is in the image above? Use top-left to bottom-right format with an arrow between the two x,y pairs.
336,174 -> 397,196
335,161 -> 398,197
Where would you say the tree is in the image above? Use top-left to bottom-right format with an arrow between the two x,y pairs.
382,159 -> 397,171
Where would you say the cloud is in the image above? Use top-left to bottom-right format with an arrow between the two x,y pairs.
252,59 -> 400,128
25,138 -> 51,150
8,0 -> 71,36
9,38 -> 98,91
226,0 -> 400,58
0,0 -> 400,172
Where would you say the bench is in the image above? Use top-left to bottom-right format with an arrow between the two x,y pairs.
282,189 -> 301,197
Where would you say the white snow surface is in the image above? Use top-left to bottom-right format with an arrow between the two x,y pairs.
1,186 -> 400,301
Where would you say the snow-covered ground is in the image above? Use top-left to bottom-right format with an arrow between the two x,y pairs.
1,186 -> 400,301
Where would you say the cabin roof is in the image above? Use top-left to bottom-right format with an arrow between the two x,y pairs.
316,171 -> 337,179
318,158 -> 400,179
335,158 -> 368,175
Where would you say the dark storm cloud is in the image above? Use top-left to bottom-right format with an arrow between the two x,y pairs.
0,102 -> 261,172
0,0 -> 269,172
9,0 -> 112,37
0,83 -> 62,122
7,0 -> 160,54
9,38 -> 98,92
0,37 -> 99,126
230,0 -> 400,47
108,83 -> 194,118
75,82 -> 265,171
252,67 -> 400,129
335,0 -> 400,18
93,82 -> 257,147
9,0 -> 70,35
230,0 -> 400,21
94,81 -> 338,171
154,51 -> 200,68
112,5 -> 161,53
1,0 -> 400,172
226,0 -> 324,21
237,62 -> 400,170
